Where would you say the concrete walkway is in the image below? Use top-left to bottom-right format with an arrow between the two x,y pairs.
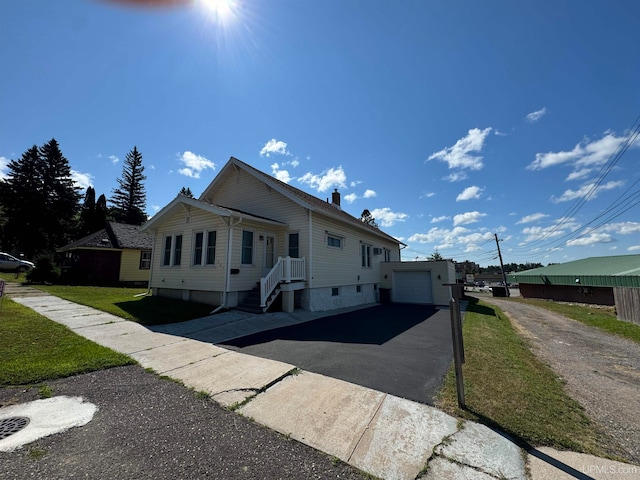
4,284 -> 638,480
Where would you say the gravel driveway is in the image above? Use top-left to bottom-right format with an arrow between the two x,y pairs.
478,295 -> 640,465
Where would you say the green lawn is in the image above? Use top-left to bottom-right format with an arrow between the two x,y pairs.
0,299 -> 134,385
513,297 -> 640,344
32,284 -> 215,325
435,298 -> 605,456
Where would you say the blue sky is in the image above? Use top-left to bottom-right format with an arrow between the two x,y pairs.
2,0 -> 639,267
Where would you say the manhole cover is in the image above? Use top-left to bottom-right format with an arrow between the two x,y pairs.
0,417 -> 30,440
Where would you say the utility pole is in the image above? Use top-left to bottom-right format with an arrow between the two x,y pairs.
494,233 -> 510,297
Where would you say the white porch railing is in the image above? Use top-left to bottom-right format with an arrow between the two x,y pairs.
260,256 -> 306,307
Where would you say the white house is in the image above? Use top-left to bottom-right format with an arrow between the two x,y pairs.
143,157 -> 453,313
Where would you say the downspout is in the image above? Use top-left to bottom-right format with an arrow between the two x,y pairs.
134,229 -> 155,297
210,215 -> 243,314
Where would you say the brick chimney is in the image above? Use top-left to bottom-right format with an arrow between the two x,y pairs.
331,189 -> 341,208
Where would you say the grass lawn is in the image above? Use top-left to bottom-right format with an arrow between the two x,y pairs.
30,284 -> 215,325
513,297 -> 640,344
0,299 -> 134,385
435,297 -> 605,456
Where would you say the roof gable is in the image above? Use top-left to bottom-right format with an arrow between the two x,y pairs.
199,157 -> 404,246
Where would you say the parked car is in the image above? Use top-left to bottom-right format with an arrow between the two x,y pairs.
0,252 -> 35,272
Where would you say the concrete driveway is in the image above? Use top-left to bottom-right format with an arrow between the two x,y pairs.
220,304 -> 454,405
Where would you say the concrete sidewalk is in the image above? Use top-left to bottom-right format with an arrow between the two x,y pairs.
5,286 -> 638,480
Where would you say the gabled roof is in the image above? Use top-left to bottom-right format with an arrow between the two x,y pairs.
509,255 -> 640,288
142,194 -> 287,232
58,222 -> 153,252
199,157 -> 405,246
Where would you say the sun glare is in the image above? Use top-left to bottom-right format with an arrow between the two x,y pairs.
198,0 -> 237,24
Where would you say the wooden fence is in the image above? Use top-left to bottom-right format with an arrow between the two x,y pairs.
614,287 -> 640,325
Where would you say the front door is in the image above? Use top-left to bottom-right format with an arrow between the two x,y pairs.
263,235 -> 275,275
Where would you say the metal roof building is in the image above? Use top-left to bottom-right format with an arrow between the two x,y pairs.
508,255 -> 640,324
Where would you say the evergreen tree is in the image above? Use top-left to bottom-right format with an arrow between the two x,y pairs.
110,146 -> 147,225
179,187 -> 194,198
360,209 -> 378,228
0,139 -> 80,257
95,194 -> 109,230
39,139 -> 81,251
76,186 -> 97,237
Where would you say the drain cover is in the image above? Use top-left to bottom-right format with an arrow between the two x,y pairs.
0,417 -> 30,440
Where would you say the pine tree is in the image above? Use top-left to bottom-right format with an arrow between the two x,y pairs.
39,139 -> 81,251
110,146 -> 147,225
360,209 -> 378,228
179,187 -> 194,198
0,139 -> 80,257
95,194 -> 109,231
76,186 -> 97,237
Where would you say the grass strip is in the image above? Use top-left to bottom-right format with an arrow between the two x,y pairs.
435,298 -> 604,456
31,284 -> 214,325
0,299 -> 134,385
513,297 -> 640,344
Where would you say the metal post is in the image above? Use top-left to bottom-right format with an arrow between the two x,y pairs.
449,297 -> 465,408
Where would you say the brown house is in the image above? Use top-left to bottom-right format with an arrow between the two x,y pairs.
58,222 -> 153,286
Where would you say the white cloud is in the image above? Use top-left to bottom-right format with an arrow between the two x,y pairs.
526,107 -> 548,123
431,215 -> 450,224
628,245 -> 640,251
178,151 -> 216,179
566,233 -> 614,246
298,166 -> 347,192
109,155 -> 119,165
516,213 -> 549,224
551,180 -> 624,203
408,226 -> 494,253
527,132 -> 639,178
270,162 -> 293,183
363,189 -> 377,198
456,185 -> 483,201
344,193 -> 358,203
0,156 -> 9,179
444,172 -> 468,182
370,208 -> 408,227
520,225 -> 567,243
71,170 -> 93,191
566,168 -> 592,181
428,127 -> 492,171
260,138 -> 290,157
453,211 -> 486,226
599,221 -> 640,235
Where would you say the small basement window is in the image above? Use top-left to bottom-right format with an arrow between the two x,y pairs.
331,287 -> 339,296
327,235 -> 342,248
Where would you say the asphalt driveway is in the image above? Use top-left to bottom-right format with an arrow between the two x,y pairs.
220,304 -> 454,405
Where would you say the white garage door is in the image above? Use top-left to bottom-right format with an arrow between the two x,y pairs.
392,271 -> 433,304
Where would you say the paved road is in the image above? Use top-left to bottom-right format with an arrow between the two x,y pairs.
0,366 -> 367,480
478,295 -> 640,465
221,304 -> 454,405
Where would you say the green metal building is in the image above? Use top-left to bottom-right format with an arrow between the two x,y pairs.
508,255 -> 640,323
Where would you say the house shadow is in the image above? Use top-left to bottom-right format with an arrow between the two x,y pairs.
220,303 -> 439,347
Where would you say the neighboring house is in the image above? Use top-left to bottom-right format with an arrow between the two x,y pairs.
58,222 -> 153,286
143,157 -> 455,313
508,255 -> 640,324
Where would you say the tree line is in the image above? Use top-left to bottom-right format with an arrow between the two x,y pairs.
0,139 -> 148,260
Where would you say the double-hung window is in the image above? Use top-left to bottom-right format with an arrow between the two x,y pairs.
139,250 -> 151,270
288,232 -> 299,258
241,230 -> 254,265
361,243 -> 372,268
162,234 -> 183,266
193,231 -> 217,266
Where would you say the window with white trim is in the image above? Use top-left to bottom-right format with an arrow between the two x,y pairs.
288,232 -> 299,258
361,243 -> 372,268
162,234 -> 183,266
241,230 -> 254,265
139,250 -> 151,270
384,248 -> 391,262
327,233 -> 343,248
192,230 -> 217,266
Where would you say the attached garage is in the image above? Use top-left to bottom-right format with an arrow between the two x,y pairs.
392,271 -> 433,304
